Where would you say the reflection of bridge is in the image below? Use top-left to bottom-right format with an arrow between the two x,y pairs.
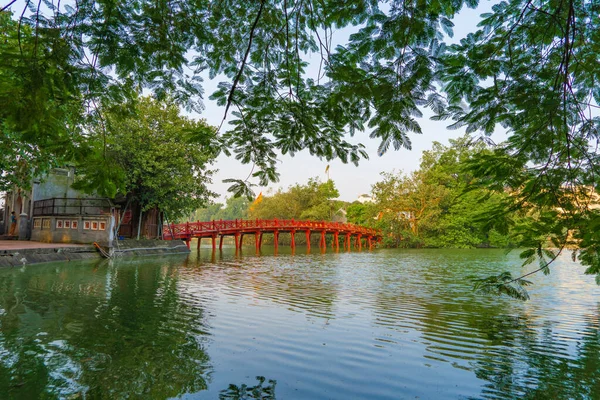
163,219 -> 382,251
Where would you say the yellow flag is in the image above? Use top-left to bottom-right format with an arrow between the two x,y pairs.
325,164 -> 330,174
249,192 -> 263,213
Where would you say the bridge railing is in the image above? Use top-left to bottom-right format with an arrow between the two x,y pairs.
163,219 -> 381,239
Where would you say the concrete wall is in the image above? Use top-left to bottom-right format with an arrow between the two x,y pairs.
31,215 -> 114,246
33,167 -> 90,201
3,167 -> 93,235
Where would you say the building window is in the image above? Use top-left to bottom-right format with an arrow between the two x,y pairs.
33,219 -> 41,229
71,220 -> 78,229
56,220 -> 63,229
84,221 -> 91,230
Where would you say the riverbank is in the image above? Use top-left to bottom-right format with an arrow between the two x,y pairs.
0,239 -> 190,267
0,241 -> 98,267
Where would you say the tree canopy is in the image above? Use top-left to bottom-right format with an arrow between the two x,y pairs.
362,136 -> 511,248
74,97 -> 218,218
248,178 -> 340,221
193,196 -> 250,222
2,0 -> 600,292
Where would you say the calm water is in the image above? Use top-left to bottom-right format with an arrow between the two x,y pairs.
1,247 -> 599,399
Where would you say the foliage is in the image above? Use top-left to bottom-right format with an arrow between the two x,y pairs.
214,196 -> 250,220
373,170 -> 447,246
0,11 -> 83,190
194,196 -> 249,221
473,272 -> 533,301
371,136 -> 510,248
194,202 -> 224,222
345,201 -> 377,226
249,178 -> 340,221
73,97 -> 218,218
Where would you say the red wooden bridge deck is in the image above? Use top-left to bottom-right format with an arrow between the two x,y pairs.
163,219 -> 382,251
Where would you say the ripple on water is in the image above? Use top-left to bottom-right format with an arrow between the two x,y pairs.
1,249 -> 600,399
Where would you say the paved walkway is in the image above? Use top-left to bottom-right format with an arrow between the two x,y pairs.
0,240 -> 87,251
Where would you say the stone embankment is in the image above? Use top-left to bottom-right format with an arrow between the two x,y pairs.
0,245 -> 98,267
0,239 -> 190,267
111,239 -> 190,257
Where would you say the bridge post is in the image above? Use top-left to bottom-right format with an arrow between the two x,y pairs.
234,232 -> 240,250
368,236 -> 373,250
290,229 -> 296,250
197,237 -> 201,250
346,233 -> 351,250
305,230 -> 311,251
274,230 -> 279,251
255,231 -> 260,252
212,234 -> 217,251
240,233 -> 244,248
334,232 -> 339,250
320,231 -> 325,248
356,234 -> 362,250
219,235 -> 224,251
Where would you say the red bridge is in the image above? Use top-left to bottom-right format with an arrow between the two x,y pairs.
163,219 -> 382,251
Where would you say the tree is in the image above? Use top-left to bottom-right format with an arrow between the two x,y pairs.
372,170 -> 447,247
193,203 -> 224,222
346,201 -> 377,226
215,196 -> 250,220
3,0 -> 600,289
418,137 -> 511,248
371,136 -> 514,248
0,11 -> 83,190
74,97 -> 218,219
249,178 -> 340,221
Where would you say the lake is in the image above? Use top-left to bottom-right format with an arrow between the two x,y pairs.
1,247 -> 599,399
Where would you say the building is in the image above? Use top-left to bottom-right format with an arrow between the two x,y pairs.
356,194 -> 374,204
2,167 -> 117,245
2,167 -> 165,245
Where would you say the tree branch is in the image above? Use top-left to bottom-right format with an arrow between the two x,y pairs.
219,0 -> 265,131
1,0 -> 18,12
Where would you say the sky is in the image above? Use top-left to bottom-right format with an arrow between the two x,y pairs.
191,1 -> 505,203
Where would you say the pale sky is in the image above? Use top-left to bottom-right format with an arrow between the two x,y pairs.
193,1 -> 505,202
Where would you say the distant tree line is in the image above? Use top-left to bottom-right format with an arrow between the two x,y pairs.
193,136 -> 542,249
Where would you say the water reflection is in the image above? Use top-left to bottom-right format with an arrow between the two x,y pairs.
0,249 -> 599,399
469,306 -> 600,399
219,376 -> 277,400
0,259 -> 210,398
187,250 -> 340,320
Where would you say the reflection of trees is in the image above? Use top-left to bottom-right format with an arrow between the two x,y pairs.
219,376 -> 277,400
0,259 -> 211,399
468,308 -> 600,399
370,252 -> 600,399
